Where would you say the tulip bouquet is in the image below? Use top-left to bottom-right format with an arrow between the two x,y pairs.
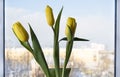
12,5 -> 89,77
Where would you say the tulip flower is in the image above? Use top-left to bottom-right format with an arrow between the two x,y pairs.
12,5 -> 89,77
12,22 -> 29,42
65,17 -> 77,41
45,5 -> 55,26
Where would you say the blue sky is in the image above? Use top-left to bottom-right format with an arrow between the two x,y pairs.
5,0 -> 115,50
5,0 -> 114,17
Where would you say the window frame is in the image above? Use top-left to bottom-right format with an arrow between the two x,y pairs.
115,0 -> 120,77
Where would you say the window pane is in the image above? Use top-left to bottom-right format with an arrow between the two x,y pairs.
5,0 -> 115,77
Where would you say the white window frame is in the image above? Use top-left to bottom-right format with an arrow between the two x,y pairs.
116,0 -> 120,77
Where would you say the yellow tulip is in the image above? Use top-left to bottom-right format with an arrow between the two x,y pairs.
12,22 -> 29,42
66,17 -> 76,34
45,5 -> 55,26
65,17 -> 77,41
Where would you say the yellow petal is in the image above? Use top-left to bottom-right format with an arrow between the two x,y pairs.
45,5 -> 55,26
66,17 -> 77,35
12,22 -> 29,42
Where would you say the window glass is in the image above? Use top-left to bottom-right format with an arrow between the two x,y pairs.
5,0 -> 115,77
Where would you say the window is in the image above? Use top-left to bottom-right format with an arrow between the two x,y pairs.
5,0 -> 115,77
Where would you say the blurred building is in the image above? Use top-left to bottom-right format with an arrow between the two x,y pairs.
5,43 -> 114,77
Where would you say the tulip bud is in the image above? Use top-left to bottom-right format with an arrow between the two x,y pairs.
45,5 -> 55,26
65,17 -> 77,41
12,22 -> 29,42
66,17 -> 76,34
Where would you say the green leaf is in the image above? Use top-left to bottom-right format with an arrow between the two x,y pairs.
59,37 -> 67,41
54,7 -> 63,39
65,25 -> 72,41
73,37 -> 89,41
53,7 -> 63,77
59,37 -> 89,42
28,23 -> 50,77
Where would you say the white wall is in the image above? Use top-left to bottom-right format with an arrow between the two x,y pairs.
0,0 -> 3,76
116,0 -> 120,77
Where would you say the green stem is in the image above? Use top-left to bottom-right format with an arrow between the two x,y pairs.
26,42 -> 34,53
52,27 -> 60,77
62,40 -> 73,77
54,39 -> 60,77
